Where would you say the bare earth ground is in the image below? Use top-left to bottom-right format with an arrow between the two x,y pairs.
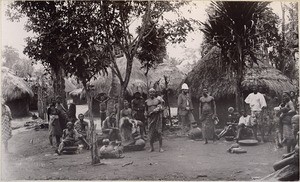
1,105 -> 286,181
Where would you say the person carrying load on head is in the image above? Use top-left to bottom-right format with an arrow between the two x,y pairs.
177,83 -> 195,132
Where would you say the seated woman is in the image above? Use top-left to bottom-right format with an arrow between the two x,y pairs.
56,122 -> 90,155
102,112 -> 121,141
217,107 -> 239,139
235,110 -> 254,141
75,114 -> 89,138
119,117 -> 145,150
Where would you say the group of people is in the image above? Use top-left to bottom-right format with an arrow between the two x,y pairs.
178,83 -> 218,144
177,83 -> 299,153
100,89 -> 165,152
47,96 -> 90,155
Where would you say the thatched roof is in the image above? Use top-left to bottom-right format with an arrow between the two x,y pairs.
80,57 -> 149,97
148,62 -> 185,91
183,47 -> 297,99
2,67 -> 34,102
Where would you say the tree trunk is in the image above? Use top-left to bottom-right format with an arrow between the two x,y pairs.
117,86 -> 126,127
86,87 -> 100,165
235,38 -> 244,112
52,67 -> 67,109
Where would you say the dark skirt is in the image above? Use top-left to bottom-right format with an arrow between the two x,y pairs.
201,113 -> 215,140
148,112 -> 162,142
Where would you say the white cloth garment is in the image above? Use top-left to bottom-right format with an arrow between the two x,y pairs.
238,115 -> 252,126
245,92 -> 267,111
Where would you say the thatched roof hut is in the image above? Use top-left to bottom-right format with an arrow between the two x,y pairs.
79,57 -> 149,116
183,47 -> 297,126
83,57 -> 149,97
2,67 -> 34,117
148,62 -> 185,91
184,46 -> 296,100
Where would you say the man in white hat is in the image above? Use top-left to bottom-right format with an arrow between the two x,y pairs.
178,83 -> 195,132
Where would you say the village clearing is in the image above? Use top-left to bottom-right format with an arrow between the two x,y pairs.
2,106 -> 285,181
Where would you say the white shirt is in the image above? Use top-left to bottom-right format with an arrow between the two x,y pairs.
238,115 -> 251,126
245,92 -> 267,111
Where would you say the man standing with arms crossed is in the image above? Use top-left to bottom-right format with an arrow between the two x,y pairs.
245,85 -> 267,143
178,83 -> 195,133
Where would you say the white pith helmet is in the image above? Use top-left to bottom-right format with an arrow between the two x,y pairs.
181,83 -> 189,90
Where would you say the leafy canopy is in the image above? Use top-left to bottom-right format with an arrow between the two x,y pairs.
8,1 -> 194,89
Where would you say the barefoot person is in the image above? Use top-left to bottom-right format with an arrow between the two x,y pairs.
245,85 -> 267,142
56,122 -> 90,155
131,92 -> 146,136
146,88 -> 164,152
47,102 -> 63,147
2,100 -> 12,153
199,88 -> 217,144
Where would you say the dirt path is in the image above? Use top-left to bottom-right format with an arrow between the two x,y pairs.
1,128 -> 285,181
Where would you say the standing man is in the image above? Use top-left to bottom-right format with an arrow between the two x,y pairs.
199,88 -> 217,144
56,96 -> 68,130
177,83 -> 195,132
245,85 -> 267,142
146,88 -> 164,152
131,92 -> 146,135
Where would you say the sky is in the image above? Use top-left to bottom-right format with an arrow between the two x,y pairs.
0,1 -> 287,62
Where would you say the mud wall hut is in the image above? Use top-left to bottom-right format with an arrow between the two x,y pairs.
183,47 -> 297,127
2,67 -> 34,118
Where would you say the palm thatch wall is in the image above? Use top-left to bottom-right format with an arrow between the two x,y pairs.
2,67 -> 34,117
183,46 -> 297,126
184,46 -> 296,100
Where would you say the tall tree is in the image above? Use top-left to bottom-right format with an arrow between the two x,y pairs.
7,1 -> 193,164
201,2 -> 269,111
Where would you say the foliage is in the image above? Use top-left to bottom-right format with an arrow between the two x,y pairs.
8,1 -> 193,91
2,45 -> 20,69
200,1 -> 269,110
2,45 -> 34,78
201,2 -> 269,70
137,20 -> 166,76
